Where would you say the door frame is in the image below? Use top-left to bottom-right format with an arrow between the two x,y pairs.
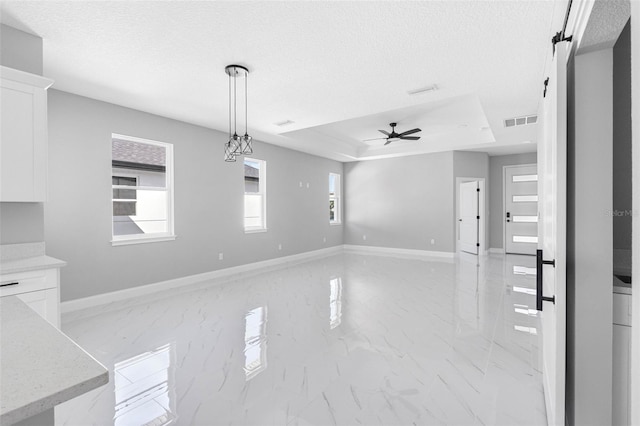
455,177 -> 486,255
502,163 -> 537,254
565,2 -> 638,424
630,3 -> 639,425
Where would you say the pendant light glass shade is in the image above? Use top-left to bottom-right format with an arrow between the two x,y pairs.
224,64 -> 252,162
241,133 -> 253,155
224,140 -> 237,162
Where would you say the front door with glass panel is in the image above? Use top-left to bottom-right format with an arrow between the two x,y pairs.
505,165 -> 538,255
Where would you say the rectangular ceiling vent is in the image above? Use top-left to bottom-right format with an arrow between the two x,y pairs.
504,114 -> 537,128
275,120 -> 295,127
407,84 -> 438,95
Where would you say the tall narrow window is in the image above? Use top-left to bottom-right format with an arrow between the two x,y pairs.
244,158 -> 266,232
111,134 -> 174,245
329,173 -> 341,224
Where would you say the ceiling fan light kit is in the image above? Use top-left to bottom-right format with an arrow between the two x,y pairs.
224,64 -> 253,162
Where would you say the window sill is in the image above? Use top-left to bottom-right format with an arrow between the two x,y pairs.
244,228 -> 268,234
111,234 -> 177,246
330,222 -> 342,226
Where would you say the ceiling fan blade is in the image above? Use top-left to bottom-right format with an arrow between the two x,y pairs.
362,137 -> 387,142
378,130 -> 390,136
400,136 -> 420,140
384,139 -> 393,146
397,128 -> 421,137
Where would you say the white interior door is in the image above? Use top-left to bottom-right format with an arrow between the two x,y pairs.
537,41 -> 567,426
505,165 -> 539,255
459,181 -> 479,255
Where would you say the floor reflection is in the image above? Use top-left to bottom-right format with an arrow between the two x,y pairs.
113,342 -> 176,425
513,265 -> 537,276
244,306 -> 267,380
57,252 -> 546,425
454,252 -> 481,333
329,277 -> 343,329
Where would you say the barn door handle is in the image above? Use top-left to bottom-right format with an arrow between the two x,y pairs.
536,249 -> 556,311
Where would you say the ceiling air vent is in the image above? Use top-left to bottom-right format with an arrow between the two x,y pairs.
504,114 -> 537,128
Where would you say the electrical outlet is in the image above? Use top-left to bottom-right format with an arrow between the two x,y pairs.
278,243 -> 282,250
299,181 -> 303,188
430,239 -> 435,245
306,182 -> 310,188
363,235 -> 367,241
323,237 -> 326,243
218,253 -> 224,260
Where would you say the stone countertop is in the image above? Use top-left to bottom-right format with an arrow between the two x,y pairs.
0,243 -> 66,275
0,255 -> 67,275
0,296 -> 109,424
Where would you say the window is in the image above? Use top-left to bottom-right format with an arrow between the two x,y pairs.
329,173 -> 341,224
244,158 -> 266,232
111,134 -> 175,245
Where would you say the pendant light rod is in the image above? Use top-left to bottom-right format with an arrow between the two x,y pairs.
224,64 -> 251,162
244,72 -> 248,135
233,69 -> 237,135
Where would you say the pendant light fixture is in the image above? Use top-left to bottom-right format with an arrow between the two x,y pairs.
224,64 -> 252,162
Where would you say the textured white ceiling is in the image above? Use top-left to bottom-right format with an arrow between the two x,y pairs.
578,0 -> 630,53
0,0 -> 566,161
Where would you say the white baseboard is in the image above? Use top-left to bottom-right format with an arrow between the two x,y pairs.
62,244 -> 459,314
61,245 -> 342,314
343,244 -> 455,259
489,248 -> 505,254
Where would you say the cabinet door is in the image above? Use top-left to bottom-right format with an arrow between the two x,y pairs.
612,324 -> 631,426
0,78 -> 48,201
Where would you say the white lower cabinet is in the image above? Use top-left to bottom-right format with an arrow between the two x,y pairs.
613,324 -> 630,426
612,292 -> 632,426
0,268 -> 60,328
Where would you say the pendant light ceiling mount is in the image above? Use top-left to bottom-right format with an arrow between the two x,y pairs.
224,64 -> 253,162
225,64 -> 249,77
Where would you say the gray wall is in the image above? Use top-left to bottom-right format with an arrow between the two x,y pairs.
613,20 -> 632,252
0,24 -> 42,75
344,150 -> 490,254
488,153 -> 537,249
46,90 -> 343,301
453,151 -> 490,251
566,48 -> 613,426
0,24 -> 45,244
0,203 -> 45,244
344,152 -> 454,252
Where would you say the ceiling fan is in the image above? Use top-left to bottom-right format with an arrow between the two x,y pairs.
363,123 -> 422,145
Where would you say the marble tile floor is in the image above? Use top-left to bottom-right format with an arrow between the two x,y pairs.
56,251 -> 546,425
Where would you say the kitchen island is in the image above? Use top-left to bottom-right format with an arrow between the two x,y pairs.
0,296 -> 108,425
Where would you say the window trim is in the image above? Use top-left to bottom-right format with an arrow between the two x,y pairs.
329,172 -> 342,225
111,133 -> 175,246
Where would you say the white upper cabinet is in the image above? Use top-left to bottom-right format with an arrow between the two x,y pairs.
0,66 -> 53,202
